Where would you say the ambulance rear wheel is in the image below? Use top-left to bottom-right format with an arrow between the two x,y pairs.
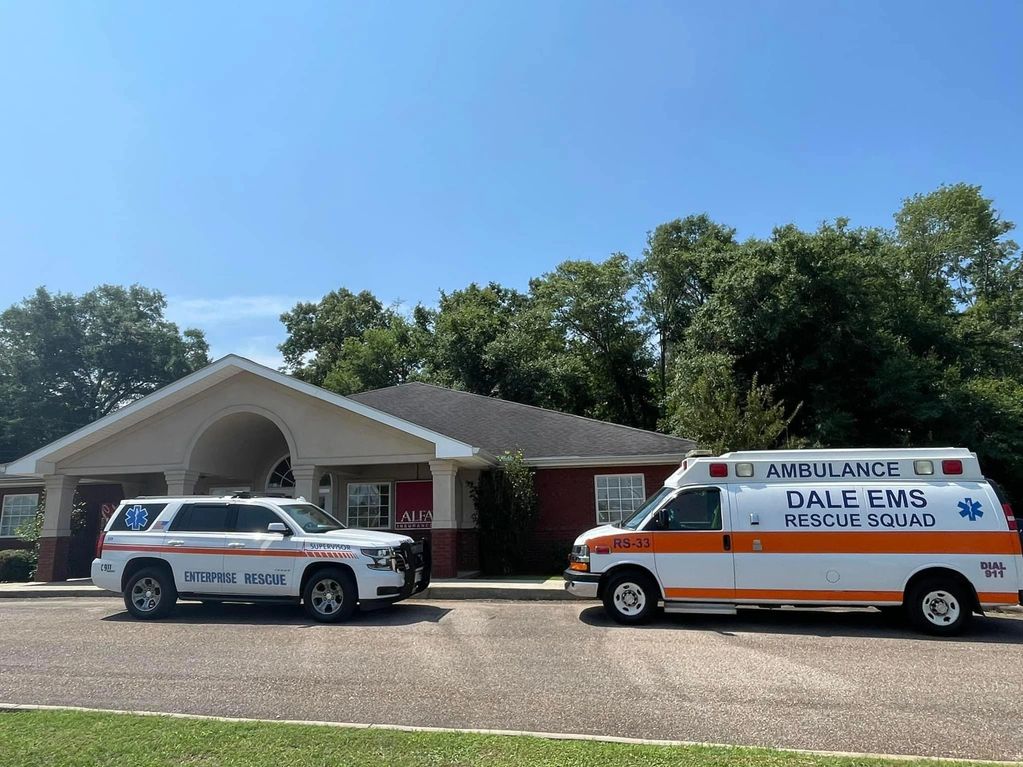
906,578 -> 972,636
603,571 -> 659,625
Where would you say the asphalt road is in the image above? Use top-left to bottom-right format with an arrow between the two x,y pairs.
0,598 -> 1021,761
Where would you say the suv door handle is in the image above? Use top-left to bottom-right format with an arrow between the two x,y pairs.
722,534 -> 732,552
227,542 -> 246,548
167,540 -> 185,547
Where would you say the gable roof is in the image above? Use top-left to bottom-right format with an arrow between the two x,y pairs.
3,356 -> 478,476
348,382 -> 694,465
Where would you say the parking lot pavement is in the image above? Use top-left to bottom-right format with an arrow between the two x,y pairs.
0,598 -> 1020,761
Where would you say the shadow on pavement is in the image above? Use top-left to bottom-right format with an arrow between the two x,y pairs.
101,600 -> 451,627
577,604 -> 1023,644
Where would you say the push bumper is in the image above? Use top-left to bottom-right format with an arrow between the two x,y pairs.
368,540 -> 431,604
563,569 -> 600,599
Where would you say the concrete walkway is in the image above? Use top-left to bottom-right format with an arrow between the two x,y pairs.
0,576 -> 572,601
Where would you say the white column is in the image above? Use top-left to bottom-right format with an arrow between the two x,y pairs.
164,469 -> 200,496
41,474 -> 79,537
429,460 -> 458,529
291,464 -> 320,504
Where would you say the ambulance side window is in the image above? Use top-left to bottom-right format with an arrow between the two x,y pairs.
660,488 -> 722,531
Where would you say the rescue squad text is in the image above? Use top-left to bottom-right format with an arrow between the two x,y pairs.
784,487 -> 935,528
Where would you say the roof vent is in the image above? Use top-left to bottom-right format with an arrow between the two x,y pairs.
685,449 -> 717,458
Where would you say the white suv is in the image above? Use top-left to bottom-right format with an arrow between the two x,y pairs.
91,495 -> 430,622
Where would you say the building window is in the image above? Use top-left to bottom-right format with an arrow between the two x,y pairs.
267,457 -> 295,489
594,474 -> 646,525
0,493 -> 40,537
346,483 -> 391,529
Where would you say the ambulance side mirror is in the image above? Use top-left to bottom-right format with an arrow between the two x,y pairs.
267,522 -> 290,535
653,509 -> 668,530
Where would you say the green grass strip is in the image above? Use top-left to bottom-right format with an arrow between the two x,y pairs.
0,709 -> 999,767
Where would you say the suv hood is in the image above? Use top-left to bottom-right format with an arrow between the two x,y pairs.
312,529 -> 414,548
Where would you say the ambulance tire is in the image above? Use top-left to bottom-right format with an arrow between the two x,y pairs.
906,577 -> 972,636
123,566 -> 177,620
603,570 -> 659,625
303,567 -> 358,623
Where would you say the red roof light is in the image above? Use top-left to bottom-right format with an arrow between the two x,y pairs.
709,463 -> 728,478
941,459 -> 963,475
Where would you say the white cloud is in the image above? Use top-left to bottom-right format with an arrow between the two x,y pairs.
166,295 -> 310,326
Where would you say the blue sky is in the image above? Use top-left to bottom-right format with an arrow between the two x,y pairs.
1,1 -> 1020,367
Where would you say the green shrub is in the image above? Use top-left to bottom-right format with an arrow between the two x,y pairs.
0,549 -> 35,582
471,451 -> 539,576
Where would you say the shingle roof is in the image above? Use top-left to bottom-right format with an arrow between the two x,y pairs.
348,382 -> 695,461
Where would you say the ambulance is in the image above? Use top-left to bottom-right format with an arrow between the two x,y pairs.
563,448 -> 1022,635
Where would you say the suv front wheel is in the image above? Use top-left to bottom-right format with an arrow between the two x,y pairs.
124,567 -> 177,620
303,567 -> 358,623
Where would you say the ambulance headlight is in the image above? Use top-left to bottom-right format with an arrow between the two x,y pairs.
568,544 -> 590,572
361,547 -> 396,570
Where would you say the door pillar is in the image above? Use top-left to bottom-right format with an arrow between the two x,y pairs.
37,474 -> 79,582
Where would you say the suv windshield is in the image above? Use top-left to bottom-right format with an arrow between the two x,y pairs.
619,486 -> 673,530
278,503 -> 345,533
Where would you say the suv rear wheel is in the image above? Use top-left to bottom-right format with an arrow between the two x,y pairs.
906,577 -> 972,636
303,567 -> 358,623
602,570 -> 659,625
124,566 -> 177,620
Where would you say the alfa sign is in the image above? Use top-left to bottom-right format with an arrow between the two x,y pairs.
394,480 -> 433,530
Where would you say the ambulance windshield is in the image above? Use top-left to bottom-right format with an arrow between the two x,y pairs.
619,487 -> 674,530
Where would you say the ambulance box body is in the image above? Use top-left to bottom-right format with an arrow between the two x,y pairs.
563,448 -> 1022,635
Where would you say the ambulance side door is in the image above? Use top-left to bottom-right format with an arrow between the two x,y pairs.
649,486 -> 735,599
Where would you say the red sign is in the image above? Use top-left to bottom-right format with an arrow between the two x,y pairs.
394,481 -> 433,530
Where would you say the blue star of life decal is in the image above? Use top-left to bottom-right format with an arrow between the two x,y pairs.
124,505 -> 149,531
957,497 -> 983,522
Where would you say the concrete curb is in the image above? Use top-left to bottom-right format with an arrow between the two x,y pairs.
0,702 -> 1013,765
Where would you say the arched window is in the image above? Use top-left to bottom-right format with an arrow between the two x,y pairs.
268,456 -> 295,489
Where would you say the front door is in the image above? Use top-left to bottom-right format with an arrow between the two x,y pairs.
224,503 -> 298,596
165,502 -> 232,594
650,486 -> 736,601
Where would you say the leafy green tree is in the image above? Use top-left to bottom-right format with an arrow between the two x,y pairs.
636,215 -> 737,396
279,289 -> 391,382
530,254 -> 656,428
321,313 -> 431,395
427,282 -> 529,395
663,353 -> 800,453
0,285 -> 210,462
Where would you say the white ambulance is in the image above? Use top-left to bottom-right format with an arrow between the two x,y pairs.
564,448 -> 1022,635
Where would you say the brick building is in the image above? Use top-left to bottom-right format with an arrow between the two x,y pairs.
0,355 -> 693,581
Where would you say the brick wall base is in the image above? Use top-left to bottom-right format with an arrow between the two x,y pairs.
430,529 -> 458,578
36,536 -> 72,582
457,529 -> 480,572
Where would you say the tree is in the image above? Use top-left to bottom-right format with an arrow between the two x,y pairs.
0,285 -> 210,462
279,289 -> 392,383
321,312 -> 431,395
664,353 -> 800,453
530,254 -> 656,428
636,215 -> 737,397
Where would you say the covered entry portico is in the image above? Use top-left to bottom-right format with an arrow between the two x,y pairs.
5,356 -> 492,581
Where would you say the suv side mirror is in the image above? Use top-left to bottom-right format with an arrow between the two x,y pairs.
267,522 -> 290,535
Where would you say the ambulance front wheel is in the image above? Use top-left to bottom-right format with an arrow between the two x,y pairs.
906,577 -> 972,636
603,570 -> 659,625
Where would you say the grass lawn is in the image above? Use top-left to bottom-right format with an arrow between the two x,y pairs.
0,709 -> 993,767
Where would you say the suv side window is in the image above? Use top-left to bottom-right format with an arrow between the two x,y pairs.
171,503 -> 233,532
233,504 -> 285,533
109,503 -> 168,532
653,488 -> 722,531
